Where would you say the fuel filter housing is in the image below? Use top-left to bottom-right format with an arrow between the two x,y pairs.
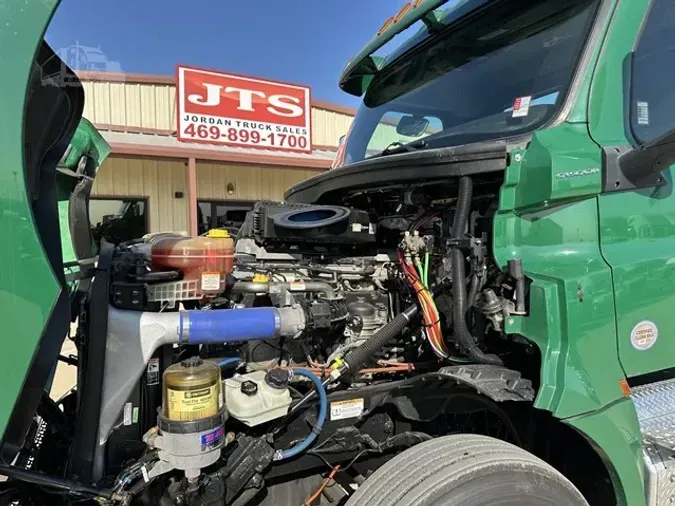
144,357 -> 227,481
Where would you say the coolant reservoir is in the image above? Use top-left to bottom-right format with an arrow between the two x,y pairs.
224,370 -> 292,427
162,357 -> 223,422
149,229 -> 234,298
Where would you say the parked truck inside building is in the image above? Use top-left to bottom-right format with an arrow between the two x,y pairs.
3,0 -> 675,504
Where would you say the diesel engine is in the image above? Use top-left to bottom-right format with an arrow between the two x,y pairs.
95,177 -> 534,506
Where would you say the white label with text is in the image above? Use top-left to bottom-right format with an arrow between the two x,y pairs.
330,398 -> 365,421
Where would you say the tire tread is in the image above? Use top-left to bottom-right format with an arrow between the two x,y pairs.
346,434 -> 588,506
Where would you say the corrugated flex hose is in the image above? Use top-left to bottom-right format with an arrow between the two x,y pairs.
342,304 -> 418,371
276,368 -> 327,460
451,177 -> 503,366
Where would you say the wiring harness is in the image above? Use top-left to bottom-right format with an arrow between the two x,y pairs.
398,229 -> 449,359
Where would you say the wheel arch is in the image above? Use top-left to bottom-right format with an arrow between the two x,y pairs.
382,371 -> 621,506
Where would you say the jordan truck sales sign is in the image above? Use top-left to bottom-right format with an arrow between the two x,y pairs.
176,65 -> 312,152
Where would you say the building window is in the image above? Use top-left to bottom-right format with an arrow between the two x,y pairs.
197,200 -> 255,235
630,0 -> 675,144
90,197 -> 149,243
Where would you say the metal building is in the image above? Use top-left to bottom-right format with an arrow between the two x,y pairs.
78,71 -> 355,236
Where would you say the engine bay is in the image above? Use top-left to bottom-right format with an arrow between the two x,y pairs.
91,175 -> 537,505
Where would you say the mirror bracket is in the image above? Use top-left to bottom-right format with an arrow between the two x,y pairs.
602,145 -> 668,193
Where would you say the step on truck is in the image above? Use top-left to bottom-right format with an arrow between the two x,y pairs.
3,0 -> 675,505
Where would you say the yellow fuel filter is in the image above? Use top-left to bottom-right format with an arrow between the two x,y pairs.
162,357 -> 222,422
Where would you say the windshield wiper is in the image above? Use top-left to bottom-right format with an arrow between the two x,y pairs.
376,139 -> 428,157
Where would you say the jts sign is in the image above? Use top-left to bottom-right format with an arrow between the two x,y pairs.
176,65 -> 312,152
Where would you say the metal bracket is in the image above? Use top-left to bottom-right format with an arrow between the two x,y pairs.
438,364 -> 535,402
446,236 -> 486,268
602,146 -> 666,193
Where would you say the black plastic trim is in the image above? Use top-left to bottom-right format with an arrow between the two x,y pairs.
601,145 -> 666,193
158,410 -> 226,434
67,240 -> 114,483
285,140 -> 509,204
69,158 -> 97,293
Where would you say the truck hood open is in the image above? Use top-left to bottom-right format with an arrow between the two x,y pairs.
285,139 -> 511,205
58,118 -> 111,290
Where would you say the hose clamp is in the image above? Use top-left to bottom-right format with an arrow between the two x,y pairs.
179,312 -> 190,345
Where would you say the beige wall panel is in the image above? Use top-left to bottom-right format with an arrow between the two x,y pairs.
93,82 -> 112,124
155,86 -> 176,131
125,84 -> 143,127
140,86 -> 159,129
196,162 -> 321,202
91,157 -> 114,194
82,81 -> 96,122
312,108 -> 353,147
81,79 -> 353,145
109,82 -> 127,125
92,156 -> 189,233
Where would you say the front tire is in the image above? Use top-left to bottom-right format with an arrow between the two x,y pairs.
345,434 -> 589,506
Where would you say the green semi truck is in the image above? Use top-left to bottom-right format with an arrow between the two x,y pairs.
3,0 -> 675,504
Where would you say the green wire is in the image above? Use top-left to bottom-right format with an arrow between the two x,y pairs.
416,262 -> 425,286
424,252 -> 430,287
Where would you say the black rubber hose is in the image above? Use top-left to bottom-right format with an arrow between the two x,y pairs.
0,465 -> 112,499
343,304 -> 418,371
451,177 -> 503,366
466,274 -> 480,312
508,259 -> 526,314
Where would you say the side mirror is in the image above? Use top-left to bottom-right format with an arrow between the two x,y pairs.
604,128 -> 675,192
396,115 -> 429,137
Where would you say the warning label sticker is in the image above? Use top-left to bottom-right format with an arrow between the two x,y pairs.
146,358 -> 160,386
201,272 -> 221,291
289,281 -> 307,291
631,320 -> 658,351
512,96 -> 532,118
123,402 -> 133,426
200,426 -> 225,451
330,398 -> 365,421
637,101 -> 650,126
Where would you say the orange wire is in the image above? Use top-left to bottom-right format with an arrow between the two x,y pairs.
399,253 -> 448,358
302,465 -> 340,506
358,366 -> 413,374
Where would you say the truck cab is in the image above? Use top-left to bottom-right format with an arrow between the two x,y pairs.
4,1 -> 675,505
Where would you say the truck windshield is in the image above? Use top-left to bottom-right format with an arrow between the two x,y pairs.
341,0 -> 601,165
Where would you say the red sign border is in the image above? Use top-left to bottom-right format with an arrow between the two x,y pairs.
175,64 -> 313,154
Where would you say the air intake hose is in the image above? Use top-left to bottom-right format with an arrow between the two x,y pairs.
179,306 -> 305,345
450,177 -> 503,366
342,304 -> 418,371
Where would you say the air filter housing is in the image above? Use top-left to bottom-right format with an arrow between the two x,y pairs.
238,201 -> 376,247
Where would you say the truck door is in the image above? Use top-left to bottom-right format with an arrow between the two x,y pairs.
592,0 -> 675,377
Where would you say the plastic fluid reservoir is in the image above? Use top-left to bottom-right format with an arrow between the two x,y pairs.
224,370 -> 292,427
162,357 -> 223,422
149,229 -> 234,298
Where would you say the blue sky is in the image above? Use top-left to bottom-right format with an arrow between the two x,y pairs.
46,0 -> 411,107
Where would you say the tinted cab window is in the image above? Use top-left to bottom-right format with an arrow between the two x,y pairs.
631,0 -> 675,143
